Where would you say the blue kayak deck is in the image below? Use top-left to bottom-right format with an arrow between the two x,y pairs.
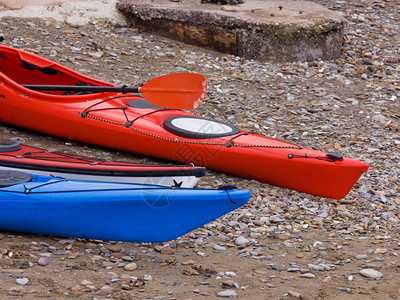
0,172 -> 250,242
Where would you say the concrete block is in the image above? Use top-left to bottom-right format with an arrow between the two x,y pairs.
117,0 -> 345,62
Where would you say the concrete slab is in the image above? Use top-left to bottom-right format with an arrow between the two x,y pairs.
117,0 -> 345,62
0,0 -> 82,10
0,0 -> 127,27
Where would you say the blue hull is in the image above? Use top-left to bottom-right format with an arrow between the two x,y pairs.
0,172 -> 249,242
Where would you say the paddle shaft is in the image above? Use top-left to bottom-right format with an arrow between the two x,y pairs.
22,84 -> 139,94
21,72 -> 207,110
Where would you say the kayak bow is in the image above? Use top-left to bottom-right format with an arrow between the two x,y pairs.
0,170 -> 249,242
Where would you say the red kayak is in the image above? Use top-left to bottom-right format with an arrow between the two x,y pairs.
0,45 -> 369,199
0,138 -> 205,188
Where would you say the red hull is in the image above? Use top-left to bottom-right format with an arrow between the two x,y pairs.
0,45 -> 369,198
0,138 -> 205,187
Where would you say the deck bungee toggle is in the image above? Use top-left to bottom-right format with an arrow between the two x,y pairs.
0,45 -> 369,199
287,152 -> 343,162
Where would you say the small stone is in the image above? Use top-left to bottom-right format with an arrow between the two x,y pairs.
252,220 -> 264,226
16,278 -> 29,285
115,27 -> 128,34
271,265 -> 285,271
154,245 -> 164,252
287,268 -> 300,272
161,246 -> 175,255
276,83 -> 286,90
217,289 -> 238,298
277,233 -> 290,240
88,51 -> 104,59
225,271 -> 237,277
234,237 -> 249,246
299,273 -> 316,278
38,257 -> 49,266
308,264 -> 324,271
39,253 -> 51,258
102,261 -> 116,268
222,280 -> 236,288
112,252 -> 123,259
107,52 -> 118,57
360,269 -> 383,279
372,114 -> 386,123
221,6 -> 237,12
109,245 -> 122,252
283,242 -> 295,248
124,263 -> 137,271
68,252 -> 79,259
120,284 -> 132,290
213,244 -> 227,251
80,280 -> 93,286
288,290 -> 302,298
374,248 -> 387,254
143,275 -> 153,281
122,256 -> 133,262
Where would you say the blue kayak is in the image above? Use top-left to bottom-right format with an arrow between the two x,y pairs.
0,170 -> 249,242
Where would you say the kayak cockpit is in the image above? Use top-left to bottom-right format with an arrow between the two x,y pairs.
0,170 -> 32,188
0,45 -> 109,95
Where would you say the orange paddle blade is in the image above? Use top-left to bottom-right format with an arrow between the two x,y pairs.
139,73 -> 207,110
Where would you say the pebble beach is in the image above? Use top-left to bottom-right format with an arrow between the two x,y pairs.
0,0 -> 399,299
